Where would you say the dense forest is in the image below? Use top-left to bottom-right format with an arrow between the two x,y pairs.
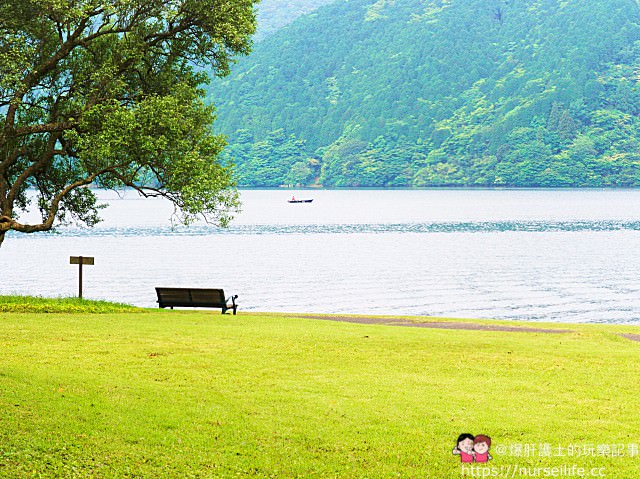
253,0 -> 335,40
209,0 -> 640,187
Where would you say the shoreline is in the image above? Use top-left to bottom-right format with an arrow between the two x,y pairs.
3,295 -> 640,339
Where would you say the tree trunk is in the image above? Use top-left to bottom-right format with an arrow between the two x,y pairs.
0,231 -> 5,248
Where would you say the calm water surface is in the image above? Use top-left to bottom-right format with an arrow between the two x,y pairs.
2,189 -> 640,323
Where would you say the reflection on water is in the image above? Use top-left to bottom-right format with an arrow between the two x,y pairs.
2,189 -> 640,323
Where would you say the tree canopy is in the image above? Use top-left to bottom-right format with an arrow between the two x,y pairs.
0,0 -> 256,246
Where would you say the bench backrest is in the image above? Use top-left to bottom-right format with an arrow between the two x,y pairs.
155,287 -> 226,307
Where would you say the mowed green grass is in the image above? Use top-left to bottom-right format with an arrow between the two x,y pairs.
0,295 -> 143,314
1,309 -> 640,478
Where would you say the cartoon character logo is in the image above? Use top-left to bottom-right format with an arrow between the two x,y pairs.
452,433 -> 475,463
473,434 -> 492,463
452,433 -> 492,463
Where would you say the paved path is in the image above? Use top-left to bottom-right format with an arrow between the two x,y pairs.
621,333 -> 640,342
296,315 -> 573,333
296,315 -> 640,342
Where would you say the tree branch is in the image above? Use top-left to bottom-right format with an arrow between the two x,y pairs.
4,10 -> 126,131
6,44 -> 75,131
3,163 -> 115,234
6,175 -> 95,233
13,121 -> 75,137
0,146 -> 29,173
6,133 -> 60,207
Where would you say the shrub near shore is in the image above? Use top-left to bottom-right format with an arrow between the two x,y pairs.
0,305 -> 639,477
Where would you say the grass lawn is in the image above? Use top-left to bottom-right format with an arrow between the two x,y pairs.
1,304 -> 640,477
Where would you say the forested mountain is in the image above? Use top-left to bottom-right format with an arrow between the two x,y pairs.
210,0 -> 640,187
254,0 -> 336,40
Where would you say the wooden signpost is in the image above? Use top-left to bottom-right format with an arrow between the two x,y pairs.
70,256 -> 94,298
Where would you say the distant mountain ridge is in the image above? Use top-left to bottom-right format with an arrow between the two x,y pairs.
211,0 -> 640,187
254,0 -> 337,40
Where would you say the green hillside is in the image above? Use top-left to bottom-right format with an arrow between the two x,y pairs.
254,0 -> 337,40
210,0 -> 640,187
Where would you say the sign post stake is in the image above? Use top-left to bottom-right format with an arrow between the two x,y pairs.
70,256 -> 95,299
79,256 -> 83,298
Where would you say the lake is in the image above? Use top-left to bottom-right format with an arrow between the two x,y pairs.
2,188 -> 640,323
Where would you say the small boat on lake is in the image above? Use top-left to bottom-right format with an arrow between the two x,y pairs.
288,196 -> 313,203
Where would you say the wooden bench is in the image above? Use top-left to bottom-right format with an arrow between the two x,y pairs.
155,287 -> 238,314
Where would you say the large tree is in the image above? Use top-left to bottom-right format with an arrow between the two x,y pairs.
0,0 -> 256,247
